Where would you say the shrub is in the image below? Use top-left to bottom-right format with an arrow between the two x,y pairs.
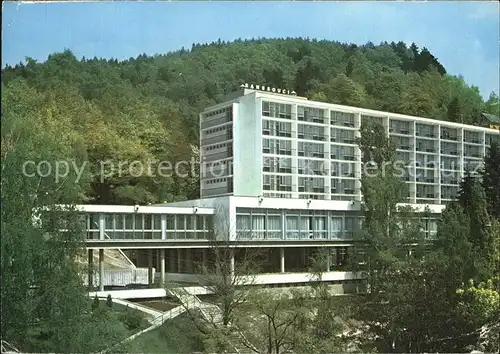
120,308 -> 142,330
106,294 -> 113,309
92,295 -> 100,311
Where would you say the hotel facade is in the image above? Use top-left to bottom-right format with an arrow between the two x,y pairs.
82,85 -> 499,291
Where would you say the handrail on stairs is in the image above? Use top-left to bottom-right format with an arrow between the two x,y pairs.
91,222 -> 136,269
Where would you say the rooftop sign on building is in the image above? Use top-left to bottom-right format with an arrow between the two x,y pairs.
241,83 -> 296,96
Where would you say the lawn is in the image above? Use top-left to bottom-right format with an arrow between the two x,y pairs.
22,298 -> 150,353
124,313 -> 205,353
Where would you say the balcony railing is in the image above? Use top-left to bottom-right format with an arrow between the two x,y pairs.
298,115 -> 327,124
262,130 -> 295,138
440,135 -> 458,141
331,120 -> 356,128
416,132 -> 437,138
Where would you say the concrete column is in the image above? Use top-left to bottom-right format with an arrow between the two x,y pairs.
202,248 -> 207,274
281,209 -> 286,239
88,249 -> 93,289
98,249 -> 104,291
280,247 -> 285,273
99,213 -> 105,240
148,249 -> 153,286
98,213 -> 105,291
326,248 -> 331,272
177,249 -> 182,273
160,249 -> 166,285
161,215 -> 167,240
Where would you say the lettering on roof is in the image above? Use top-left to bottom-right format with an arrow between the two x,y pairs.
241,83 -> 296,96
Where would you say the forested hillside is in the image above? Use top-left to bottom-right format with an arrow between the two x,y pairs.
2,37 -> 500,353
2,38 -> 499,205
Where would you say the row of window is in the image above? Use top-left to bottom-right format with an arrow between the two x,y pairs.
204,107 -> 232,118
391,129 -> 498,145
204,125 -> 230,135
86,214 -> 213,232
204,142 -> 230,151
392,130 -> 495,145
260,128 -> 495,153
263,162 -> 358,176
261,156 -> 482,176
203,177 -> 232,185
262,102 -> 292,119
262,174 -> 358,191
256,192 -> 458,203
87,230 -> 213,241
263,102 -> 359,128
261,102 -> 498,142
201,108 -> 233,129
236,209 -> 362,240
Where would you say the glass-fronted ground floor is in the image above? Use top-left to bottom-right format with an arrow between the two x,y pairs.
128,246 -> 356,274
85,245 -> 369,292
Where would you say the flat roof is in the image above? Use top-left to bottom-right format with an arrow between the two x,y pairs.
39,204 -> 215,215
204,89 -> 500,134
161,196 -> 446,214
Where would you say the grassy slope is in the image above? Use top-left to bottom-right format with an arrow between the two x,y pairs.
125,313 -> 205,353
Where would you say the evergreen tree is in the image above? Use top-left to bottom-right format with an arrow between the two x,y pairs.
434,202 -> 474,288
447,96 -> 462,122
106,294 -> 113,309
458,172 -> 494,280
482,142 -> 500,219
92,295 -> 100,311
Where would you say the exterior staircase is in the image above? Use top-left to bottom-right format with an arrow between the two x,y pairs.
98,302 -> 187,354
1,341 -> 19,354
199,302 -> 224,325
167,288 -> 258,353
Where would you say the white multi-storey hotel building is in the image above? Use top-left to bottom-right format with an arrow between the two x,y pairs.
199,84 -> 498,203
81,84 -> 498,292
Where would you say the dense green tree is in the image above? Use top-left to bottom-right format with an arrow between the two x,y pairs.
401,69 -> 447,118
427,184 -> 500,351
434,202 -> 475,290
484,92 -> 500,116
458,172 -> 496,280
1,80 -> 134,353
447,96 -> 462,122
366,68 -> 407,112
351,118 -> 498,352
1,79 -> 90,346
354,120 -> 434,352
482,142 -> 500,219
329,73 -> 368,107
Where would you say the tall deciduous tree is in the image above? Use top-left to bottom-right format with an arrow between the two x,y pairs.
240,289 -> 310,354
1,80 -> 91,349
1,80 -> 130,353
484,92 -> 500,116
